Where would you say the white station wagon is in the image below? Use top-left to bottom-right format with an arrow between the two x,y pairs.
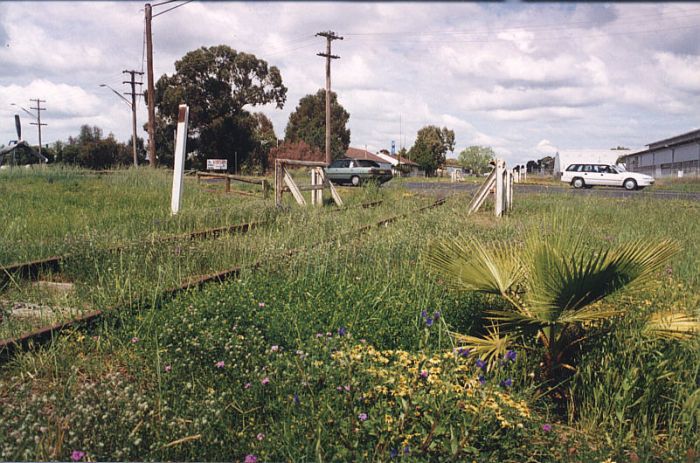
561,163 -> 655,190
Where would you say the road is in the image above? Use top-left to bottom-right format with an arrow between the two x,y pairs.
400,182 -> 700,201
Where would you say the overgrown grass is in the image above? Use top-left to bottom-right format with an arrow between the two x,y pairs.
0,167 -> 698,461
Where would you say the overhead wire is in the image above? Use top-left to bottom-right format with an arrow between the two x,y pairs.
152,0 -> 194,18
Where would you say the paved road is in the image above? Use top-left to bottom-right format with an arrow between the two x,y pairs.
401,182 -> 700,201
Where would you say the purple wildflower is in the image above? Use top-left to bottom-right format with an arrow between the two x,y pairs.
244,455 -> 258,463
244,382 -> 251,389
164,365 -> 172,372
420,310 -> 428,319
390,448 -> 398,459
542,423 -> 553,432
457,347 -> 471,357
270,345 -> 279,353
215,360 -> 225,368
505,350 -> 517,362
338,326 -> 347,336
256,433 -> 265,441
131,337 -> 139,344
70,450 -> 85,462
425,317 -> 434,327
478,375 -> 486,385
358,412 -> 368,422
403,445 -> 410,455
258,302 -> 265,308
500,378 -> 513,388
420,370 -> 429,379
344,385 -> 351,392
337,386 -> 343,392
261,377 -> 270,385
433,311 -> 441,320
475,359 -> 487,370
293,393 -> 300,405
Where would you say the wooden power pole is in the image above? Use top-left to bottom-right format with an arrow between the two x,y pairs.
29,99 -> 47,158
145,3 -> 157,167
316,31 -> 342,166
123,69 -> 144,167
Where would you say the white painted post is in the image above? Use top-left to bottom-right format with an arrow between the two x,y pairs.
507,169 -> 513,212
311,168 -> 322,206
522,165 -> 527,182
171,104 -> 189,215
495,159 -> 505,217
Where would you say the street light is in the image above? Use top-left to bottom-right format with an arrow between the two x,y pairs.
99,83 -> 138,167
10,103 -> 36,121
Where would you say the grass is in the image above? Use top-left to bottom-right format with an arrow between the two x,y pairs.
0,166 -> 698,461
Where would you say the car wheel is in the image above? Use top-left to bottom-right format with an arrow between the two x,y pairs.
623,178 -> 637,191
351,176 -> 361,186
572,177 -> 585,189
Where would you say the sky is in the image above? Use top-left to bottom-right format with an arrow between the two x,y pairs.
1,1 -> 699,165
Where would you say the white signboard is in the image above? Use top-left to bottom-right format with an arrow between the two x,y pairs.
171,104 -> 189,215
207,159 -> 228,171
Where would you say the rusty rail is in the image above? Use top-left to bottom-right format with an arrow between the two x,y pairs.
0,197 -> 446,361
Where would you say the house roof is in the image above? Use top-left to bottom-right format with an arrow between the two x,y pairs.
345,147 -> 419,166
345,147 -> 387,164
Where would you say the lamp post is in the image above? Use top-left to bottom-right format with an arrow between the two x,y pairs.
99,84 -> 139,166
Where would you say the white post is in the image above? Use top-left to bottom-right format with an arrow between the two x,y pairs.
507,169 -> 513,212
311,168 -> 322,206
171,104 -> 189,215
522,165 -> 527,182
495,159 -> 505,217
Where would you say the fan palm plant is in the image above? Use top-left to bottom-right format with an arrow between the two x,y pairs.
425,221 -> 698,383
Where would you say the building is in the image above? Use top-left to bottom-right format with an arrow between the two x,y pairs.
552,149 -> 634,175
345,147 -> 424,177
617,129 -> 700,177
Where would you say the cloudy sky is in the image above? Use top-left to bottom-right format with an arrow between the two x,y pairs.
1,1 -> 699,164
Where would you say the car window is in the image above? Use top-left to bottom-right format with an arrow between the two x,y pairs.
582,165 -> 594,172
566,164 -> 579,172
329,160 -> 345,168
609,166 -> 618,174
597,165 -> 611,173
355,160 -> 379,167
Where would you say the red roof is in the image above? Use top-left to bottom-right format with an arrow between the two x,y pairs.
345,147 -> 388,164
345,147 -> 419,166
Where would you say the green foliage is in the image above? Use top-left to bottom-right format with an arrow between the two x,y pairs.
424,219 -> 696,381
408,126 -> 455,175
52,125 -> 142,169
458,145 -> 495,175
153,45 -> 287,168
284,89 -> 350,160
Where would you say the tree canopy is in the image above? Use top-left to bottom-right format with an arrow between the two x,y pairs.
52,125 -> 142,169
152,45 -> 287,169
458,145 -> 495,175
408,126 -> 455,175
284,89 -> 350,160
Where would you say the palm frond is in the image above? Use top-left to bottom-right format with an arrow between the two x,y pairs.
424,235 -> 523,296
643,310 -> 700,341
450,325 -> 510,372
525,236 -> 679,321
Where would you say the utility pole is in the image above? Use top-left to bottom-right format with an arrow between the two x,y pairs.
123,69 -> 144,167
316,30 -> 342,166
29,99 -> 47,158
145,3 -> 156,167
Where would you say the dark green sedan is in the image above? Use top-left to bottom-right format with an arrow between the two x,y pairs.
325,158 -> 393,186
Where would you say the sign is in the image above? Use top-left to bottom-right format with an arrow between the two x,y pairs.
207,159 -> 228,171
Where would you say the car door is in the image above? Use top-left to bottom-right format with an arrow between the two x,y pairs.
606,165 -> 625,186
581,164 -> 597,184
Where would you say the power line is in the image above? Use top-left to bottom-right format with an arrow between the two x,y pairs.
152,0 -> 194,18
151,0 -> 179,7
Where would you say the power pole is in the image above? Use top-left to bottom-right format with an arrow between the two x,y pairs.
123,69 -> 144,167
316,30 -> 342,166
29,99 -> 47,158
145,3 -> 156,167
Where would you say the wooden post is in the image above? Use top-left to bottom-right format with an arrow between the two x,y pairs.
495,159 -> 505,217
311,168 -> 323,206
171,104 -> 189,215
262,179 -> 269,199
225,176 -> 231,193
275,161 -> 283,207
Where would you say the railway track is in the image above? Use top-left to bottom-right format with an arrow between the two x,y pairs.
0,197 -> 445,362
0,200 -> 384,288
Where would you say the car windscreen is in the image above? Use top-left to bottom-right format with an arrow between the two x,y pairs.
355,160 -> 379,167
